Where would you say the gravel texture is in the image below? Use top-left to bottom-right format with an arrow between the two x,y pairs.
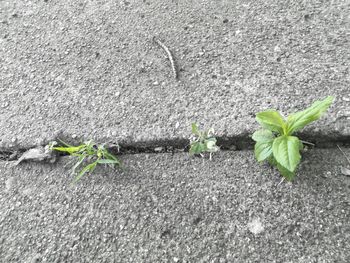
1,148 -> 349,262
0,0 -> 349,150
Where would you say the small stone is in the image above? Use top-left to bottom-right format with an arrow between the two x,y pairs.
153,81 -> 159,86
5,177 -> 16,192
247,218 -> 264,235
173,257 -> 179,262
175,122 -> 180,129
154,147 -> 164,152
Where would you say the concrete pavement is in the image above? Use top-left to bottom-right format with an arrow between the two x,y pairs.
1,148 -> 349,262
1,0 -> 349,150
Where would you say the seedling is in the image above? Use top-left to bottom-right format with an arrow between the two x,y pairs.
189,123 -> 219,159
50,140 -> 121,182
252,96 -> 334,181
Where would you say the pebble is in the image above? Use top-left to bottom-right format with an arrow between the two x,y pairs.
5,177 -> 16,192
154,147 -> 164,152
247,217 -> 264,235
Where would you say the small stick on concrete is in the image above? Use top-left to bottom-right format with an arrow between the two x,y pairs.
337,145 -> 350,164
277,177 -> 285,187
300,140 -> 315,146
153,37 -> 178,80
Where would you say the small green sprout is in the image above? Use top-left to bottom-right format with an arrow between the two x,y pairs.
50,140 -> 121,182
189,123 -> 219,159
252,96 -> 334,181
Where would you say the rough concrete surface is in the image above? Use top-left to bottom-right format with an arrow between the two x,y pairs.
1,148 -> 349,262
1,0 -> 349,149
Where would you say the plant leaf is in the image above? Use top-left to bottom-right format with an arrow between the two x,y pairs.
206,139 -> 219,152
267,156 -> 277,166
191,123 -> 201,136
276,161 -> 295,181
103,151 -> 117,160
74,162 -> 97,182
254,140 -> 273,162
272,136 -> 301,172
97,159 -> 120,165
252,129 -> 275,142
52,145 -> 85,154
71,155 -> 86,174
57,139 -> 74,147
286,96 -> 334,135
189,142 -> 206,155
256,110 -> 286,134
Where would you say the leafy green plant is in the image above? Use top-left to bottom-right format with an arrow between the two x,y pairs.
252,96 -> 334,181
189,123 -> 219,159
50,140 -> 121,182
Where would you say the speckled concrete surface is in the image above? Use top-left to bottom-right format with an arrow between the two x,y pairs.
1,0 -> 349,150
0,148 -> 349,262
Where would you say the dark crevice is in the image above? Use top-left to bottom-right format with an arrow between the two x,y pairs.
0,134 -> 349,162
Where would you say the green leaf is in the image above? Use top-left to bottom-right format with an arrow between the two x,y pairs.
189,142 -> 206,155
97,159 -> 120,165
52,145 -> 85,154
252,129 -> 275,142
191,123 -> 200,136
256,110 -> 286,134
286,96 -> 334,135
267,156 -> 295,181
74,162 -> 97,182
299,140 -> 304,151
71,155 -> 86,174
272,136 -> 301,172
57,139 -> 74,147
205,138 -> 219,152
103,151 -> 120,163
254,140 -> 273,162
267,156 -> 278,166
276,162 -> 295,181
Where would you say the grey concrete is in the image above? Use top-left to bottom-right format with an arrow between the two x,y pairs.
1,0 -> 349,150
1,148 -> 349,262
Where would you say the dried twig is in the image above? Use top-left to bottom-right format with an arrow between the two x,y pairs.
337,145 -> 350,164
153,37 -> 178,79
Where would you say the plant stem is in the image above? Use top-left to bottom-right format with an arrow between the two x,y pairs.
301,140 -> 315,146
337,145 -> 350,164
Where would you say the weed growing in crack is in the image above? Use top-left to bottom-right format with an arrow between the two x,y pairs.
189,123 -> 219,159
50,140 -> 121,182
252,96 -> 334,181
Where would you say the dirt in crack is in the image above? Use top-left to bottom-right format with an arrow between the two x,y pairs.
0,135 -> 349,162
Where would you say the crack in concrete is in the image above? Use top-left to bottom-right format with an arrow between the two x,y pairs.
0,133 -> 349,162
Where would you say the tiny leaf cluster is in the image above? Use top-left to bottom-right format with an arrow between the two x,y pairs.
50,140 -> 121,182
189,123 -> 219,157
252,96 -> 333,181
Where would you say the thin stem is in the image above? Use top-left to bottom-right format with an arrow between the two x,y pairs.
337,145 -> 350,164
277,177 -> 285,187
301,140 -> 315,146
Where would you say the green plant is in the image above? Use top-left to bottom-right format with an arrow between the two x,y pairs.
50,140 -> 121,182
189,123 -> 219,158
252,96 -> 334,181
